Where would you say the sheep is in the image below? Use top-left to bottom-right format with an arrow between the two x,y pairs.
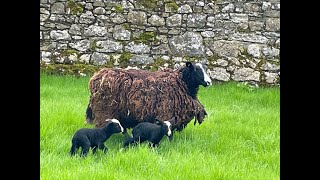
85,62 -> 212,136
123,119 -> 173,148
70,119 -> 124,157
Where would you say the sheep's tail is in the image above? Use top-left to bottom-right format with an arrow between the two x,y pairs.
85,103 -> 94,125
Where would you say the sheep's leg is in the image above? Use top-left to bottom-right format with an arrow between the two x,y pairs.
80,145 -> 90,157
70,144 -> 78,156
92,146 -> 98,154
98,144 -> 108,153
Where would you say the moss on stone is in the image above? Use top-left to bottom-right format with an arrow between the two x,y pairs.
90,39 -> 103,51
66,0 -> 84,15
114,4 -> 123,13
40,63 -> 99,77
122,23 -> 130,30
166,1 -> 178,12
136,0 -> 157,9
119,52 -> 133,67
133,32 -> 156,44
148,57 -> 174,71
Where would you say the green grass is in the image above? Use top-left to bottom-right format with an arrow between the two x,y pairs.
40,73 -> 280,180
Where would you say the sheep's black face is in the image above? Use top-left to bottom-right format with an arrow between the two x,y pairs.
164,121 -> 173,141
188,62 -> 212,87
108,119 -> 124,133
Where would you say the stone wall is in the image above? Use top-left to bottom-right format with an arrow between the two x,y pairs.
40,0 -> 280,86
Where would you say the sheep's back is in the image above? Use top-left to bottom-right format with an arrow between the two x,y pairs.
88,68 -> 202,129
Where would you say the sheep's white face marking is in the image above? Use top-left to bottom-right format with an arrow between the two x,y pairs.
195,63 -> 212,86
107,119 -> 124,132
164,121 -> 172,136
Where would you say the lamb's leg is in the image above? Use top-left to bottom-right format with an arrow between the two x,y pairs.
123,137 -> 134,148
98,144 -> 108,153
80,145 -> 90,157
92,146 -> 98,154
70,144 -> 78,156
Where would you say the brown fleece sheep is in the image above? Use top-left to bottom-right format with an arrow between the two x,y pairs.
85,62 -> 212,135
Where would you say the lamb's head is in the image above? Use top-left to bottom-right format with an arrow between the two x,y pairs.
155,119 -> 174,141
185,62 -> 212,87
105,119 -> 124,134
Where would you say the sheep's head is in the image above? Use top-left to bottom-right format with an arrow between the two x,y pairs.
105,119 -> 124,133
186,62 -> 212,87
155,119 -> 174,141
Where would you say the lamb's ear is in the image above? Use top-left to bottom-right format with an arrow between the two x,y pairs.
186,62 -> 194,70
155,119 -> 163,125
169,117 -> 177,125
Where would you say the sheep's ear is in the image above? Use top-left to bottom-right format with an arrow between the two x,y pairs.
155,119 -> 163,125
169,117 -> 177,125
186,62 -> 194,70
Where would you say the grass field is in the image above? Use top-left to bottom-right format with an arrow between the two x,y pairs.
40,73 -> 280,180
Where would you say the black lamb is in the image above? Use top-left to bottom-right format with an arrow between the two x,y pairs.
70,119 -> 124,157
123,119 -> 174,148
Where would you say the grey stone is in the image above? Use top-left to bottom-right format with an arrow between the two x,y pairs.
266,18 -> 280,32
40,8 -> 50,15
262,2 -> 272,11
121,0 -> 134,9
201,31 -> 215,38
169,32 -> 205,57
127,11 -> 147,25
129,55 -> 154,64
51,3 -> 65,14
230,33 -> 268,44
166,14 -> 182,27
207,16 -> 215,27
148,15 -> 165,26
96,40 -> 123,53
91,52 -> 110,65
93,1 -> 105,7
110,13 -> 126,24
69,24 -> 81,35
232,67 -> 260,82
178,4 -> 192,13
72,36 -> 82,40
262,47 -> 280,58
85,3 -> 93,10
222,3 -> 235,13
151,44 -> 170,55
69,40 -> 91,52
249,21 -> 264,31
264,72 -> 278,84
84,25 -> 107,36
93,7 -> 106,15
125,42 -> 150,54
56,23 -> 69,30
209,40 -> 245,57
196,1 -> 205,7
40,14 -> 49,22
264,10 -> 280,18
209,67 -> 230,81
215,13 -> 230,20
41,51 -> 52,63
230,13 -> 248,23
113,25 -> 131,40
212,59 -> 228,67
168,29 -> 180,35
187,14 -> 207,28
79,11 -> 95,24
247,44 -> 264,58
50,30 -> 71,40
79,54 -> 91,63
260,62 -> 280,71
